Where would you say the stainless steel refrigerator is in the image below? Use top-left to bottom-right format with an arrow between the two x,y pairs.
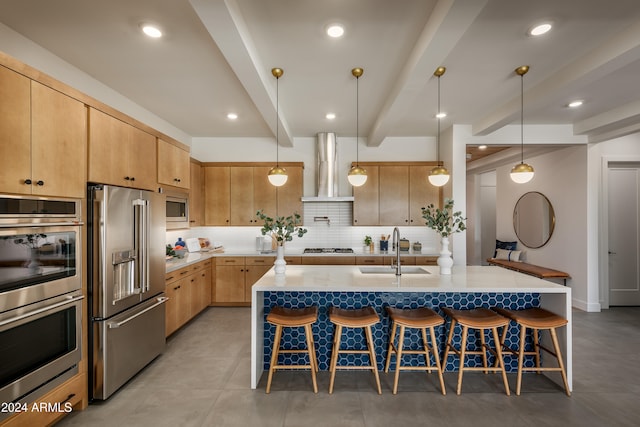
87,184 -> 167,400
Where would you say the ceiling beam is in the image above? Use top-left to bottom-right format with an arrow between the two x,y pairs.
366,0 -> 488,147
472,20 -> 640,137
189,0 -> 293,146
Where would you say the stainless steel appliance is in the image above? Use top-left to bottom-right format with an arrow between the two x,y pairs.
165,191 -> 189,229
303,248 -> 355,253
0,195 -> 83,420
87,184 -> 167,400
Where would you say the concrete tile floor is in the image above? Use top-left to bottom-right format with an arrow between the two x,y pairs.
59,307 -> 640,427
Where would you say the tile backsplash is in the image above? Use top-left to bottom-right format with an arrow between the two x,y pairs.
167,202 -> 439,253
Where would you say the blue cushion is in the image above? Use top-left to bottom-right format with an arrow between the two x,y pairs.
495,240 -> 517,257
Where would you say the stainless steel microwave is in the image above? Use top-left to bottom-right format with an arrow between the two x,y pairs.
165,193 -> 189,229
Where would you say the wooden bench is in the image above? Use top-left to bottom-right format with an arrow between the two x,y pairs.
487,258 -> 570,285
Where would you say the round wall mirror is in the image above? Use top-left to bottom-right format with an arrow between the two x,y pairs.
513,191 -> 555,249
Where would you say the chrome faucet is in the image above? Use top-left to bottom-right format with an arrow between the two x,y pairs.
392,227 -> 401,276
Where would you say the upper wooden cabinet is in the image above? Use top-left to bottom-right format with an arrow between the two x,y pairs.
88,107 -> 157,191
352,162 -> 441,226
0,67 -> 86,198
189,159 -> 204,227
158,138 -> 190,190
203,163 -> 303,226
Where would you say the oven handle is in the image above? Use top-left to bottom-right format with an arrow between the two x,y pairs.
0,221 -> 83,228
0,295 -> 84,327
107,296 -> 169,329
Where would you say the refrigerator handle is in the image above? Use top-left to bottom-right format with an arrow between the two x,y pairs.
133,198 -> 150,293
107,296 -> 168,329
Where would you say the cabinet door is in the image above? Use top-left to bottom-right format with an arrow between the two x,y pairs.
379,165 -> 409,225
245,265 -> 271,303
253,166 -> 277,218
230,167 -> 255,225
31,82 -> 86,198
0,66 -> 31,195
215,265 -> 245,302
158,138 -> 190,189
204,166 -> 230,225
128,126 -> 157,191
189,161 -> 204,227
165,279 -> 180,336
353,165 -> 379,225
276,165 -> 302,218
176,276 -> 192,329
409,165 -> 440,226
190,268 -> 211,315
88,108 -> 129,186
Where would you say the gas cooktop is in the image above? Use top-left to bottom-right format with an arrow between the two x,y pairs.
303,248 -> 355,254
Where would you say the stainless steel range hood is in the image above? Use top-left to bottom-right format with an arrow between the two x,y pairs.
301,132 -> 354,202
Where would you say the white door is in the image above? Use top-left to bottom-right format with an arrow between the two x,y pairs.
608,165 -> 640,306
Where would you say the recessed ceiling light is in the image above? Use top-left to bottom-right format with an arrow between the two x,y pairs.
141,24 -> 162,38
327,25 -> 344,38
529,22 -> 552,36
478,145 -> 487,150
227,113 -> 238,120
435,112 -> 447,119
568,100 -> 584,108
326,113 -> 336,120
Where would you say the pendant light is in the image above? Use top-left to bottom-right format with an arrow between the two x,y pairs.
428,66 -> 450,187
268,67 -> 288,187
510,65 -> 535,184
348,67 -> 367,187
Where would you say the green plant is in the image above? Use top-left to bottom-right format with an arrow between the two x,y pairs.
364,235 -> 373,246
421,198 -> 466,237
256,210 -> 307,245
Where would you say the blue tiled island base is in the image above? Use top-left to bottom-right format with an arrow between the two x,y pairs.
263,291 -> 540,372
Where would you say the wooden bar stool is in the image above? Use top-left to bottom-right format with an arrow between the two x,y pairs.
384,307 -> 446,395
492,307 -> 571,396
441,307 -> 511,396
328,306 -> 382,394
266,306 -> 319,393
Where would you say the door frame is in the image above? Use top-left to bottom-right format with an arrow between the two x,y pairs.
600,156 -> 640,309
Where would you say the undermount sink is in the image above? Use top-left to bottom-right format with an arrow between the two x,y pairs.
358,266 -> 430,275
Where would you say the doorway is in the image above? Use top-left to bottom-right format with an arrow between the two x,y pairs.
607,162 -> 640,306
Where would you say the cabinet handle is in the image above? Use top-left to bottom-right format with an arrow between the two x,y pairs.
180,270 -> 189,275
255,260 -> 264,263
124,176 -> 131,181
60,393 -> 76,404
174,178 -> 181,183
364,259 -> 374,263
36,180 -> 44,186
24,178 -> 32,185
174,285 -> 180,290
130,177 -> 135,181
354,219 -> 358,223
405,219 -> 409,223
166,276 -> 175,281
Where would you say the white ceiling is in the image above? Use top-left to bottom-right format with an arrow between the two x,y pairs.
1,0 -> 640,147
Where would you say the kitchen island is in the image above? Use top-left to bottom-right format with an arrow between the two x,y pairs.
250,265 -> 572,391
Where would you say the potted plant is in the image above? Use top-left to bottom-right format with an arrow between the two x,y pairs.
363,235 -> 373,253
421,198 -> 466,274
256,210 -> 307,274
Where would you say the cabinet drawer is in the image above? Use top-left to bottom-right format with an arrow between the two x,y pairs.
415,256 -> 437,265
246,256 -> 275,266
383,256 -> 416,265
283,256 -> 302,265
3,372 -> 86,427
218,257 -> 245,265
356,256 -> 383,265
166,266 -> 191,283
303,256 -> 355,265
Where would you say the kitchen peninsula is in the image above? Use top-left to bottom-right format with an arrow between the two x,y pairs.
250,265 -> 572,391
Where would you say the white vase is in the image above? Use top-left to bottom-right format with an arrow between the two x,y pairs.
437,236 -> 453,275
274,245 -> 286,274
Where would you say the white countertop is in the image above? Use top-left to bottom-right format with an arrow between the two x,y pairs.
252,265 -> 570,294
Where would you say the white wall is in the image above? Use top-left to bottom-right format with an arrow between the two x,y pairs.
0,23 -> 190,145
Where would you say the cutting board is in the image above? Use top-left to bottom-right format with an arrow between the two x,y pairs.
185,237 -> 201,252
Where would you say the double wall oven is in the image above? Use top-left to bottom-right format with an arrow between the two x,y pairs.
0,195 -> 83,420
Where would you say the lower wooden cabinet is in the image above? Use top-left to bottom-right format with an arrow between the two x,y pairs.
213,256 -> 274,305
1,372 -> 87,427
165,259 -> 213,336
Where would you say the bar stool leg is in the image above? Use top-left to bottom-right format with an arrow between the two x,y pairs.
550,327 -> 571,396
493,326 -> 511,396
442,318 -> 457,372
479,328 -> 488,374
365,325 -> 382,395
392,325 -> 406,394
516,324 -> 526,395
304,324 -> 318,393
428,325 -> 446,395
420,328 -> 432,370
328,324 -> 342,394
533,328 -> 541,374
384,320 -> 398,373
456,325 -> 468,395
266,324 -> 283,394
